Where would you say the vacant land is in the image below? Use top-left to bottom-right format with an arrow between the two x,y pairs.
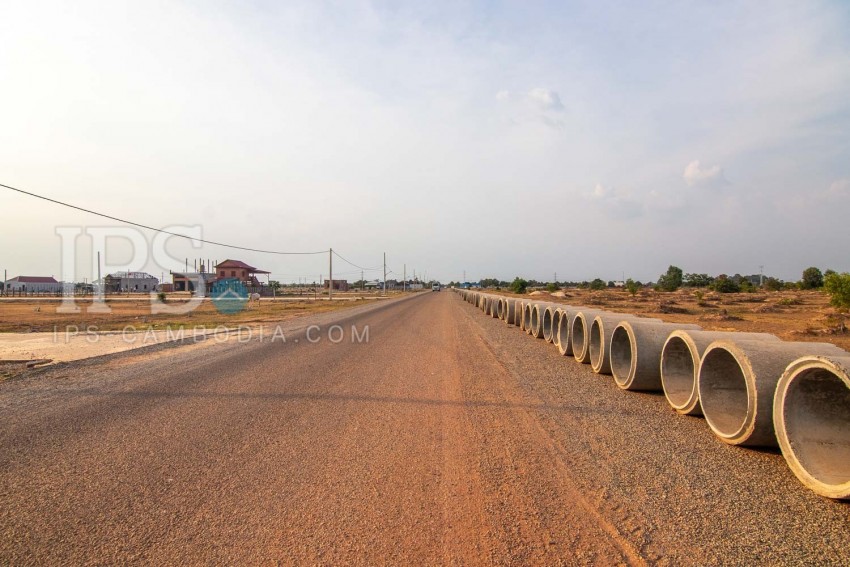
490,287 -> 850,351
0,293 -> 401,333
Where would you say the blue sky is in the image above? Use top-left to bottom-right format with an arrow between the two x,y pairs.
1,1 -> 849,284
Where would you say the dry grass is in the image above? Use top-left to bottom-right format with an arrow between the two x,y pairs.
0,293 -> 400,333
493,288 -> 850,351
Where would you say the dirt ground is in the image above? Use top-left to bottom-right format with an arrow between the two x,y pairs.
0,293 -> 399,333
490,287 -> 850,351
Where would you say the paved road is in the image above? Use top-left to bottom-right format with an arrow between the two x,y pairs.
1,292 -> 847,565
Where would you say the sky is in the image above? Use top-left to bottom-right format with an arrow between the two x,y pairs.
1,0 -> 849,284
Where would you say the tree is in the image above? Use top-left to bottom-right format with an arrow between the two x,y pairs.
712,274 -> 740,293
589,278 -> 606,290
657,265 -> 683,292
508,277 -> 528,294
801,267 -> 824,289
546,282 -> 558,293
763,277 -> 783,292
625,278 -> 639,296
479,278 -> 500,288
824,272 -> 850,309
683,273 -> 714,287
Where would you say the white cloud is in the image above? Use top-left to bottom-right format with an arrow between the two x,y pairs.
527,88 -> 564,112
495,90 -> 511,102
828,178 -> 850,197
683,160 -> 727,187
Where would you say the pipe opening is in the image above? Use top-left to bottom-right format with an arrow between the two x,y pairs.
700,348 -> 749,437
557,313 -> 571,349
610,326 -> 634,383
572,315 -> 587,358
524,305 -> 533,330
783,368 -> 850,486
589,319 -> 604,368
662,337 -> 697,407
543,309 -> 553,341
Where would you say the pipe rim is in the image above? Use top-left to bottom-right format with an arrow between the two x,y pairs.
698,342 -> 755,443
661,332 -> 701,413
589,317 -> 606,372
557,309 -> 572,355
542,306 -> 556,342
551,309 -> 563,347
610,323 -> 638,387
774,356 -> 850,499
571,312 -> 590,362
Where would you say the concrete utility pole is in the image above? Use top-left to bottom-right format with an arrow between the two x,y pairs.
383,253 -> 387,296
403,264 -> 406,293
329,248 -> 333,301
463,270 -> 466,285
760,265 -> 764,287
3,269 -> 6,296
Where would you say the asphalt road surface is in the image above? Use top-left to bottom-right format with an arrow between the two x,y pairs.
1,292 -> 848,565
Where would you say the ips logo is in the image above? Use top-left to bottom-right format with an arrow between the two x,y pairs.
211,278 -> 248,314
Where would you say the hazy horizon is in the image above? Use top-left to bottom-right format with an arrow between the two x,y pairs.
2,1 -> 849,284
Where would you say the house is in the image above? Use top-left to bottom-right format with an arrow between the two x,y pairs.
5,276 -> 64,293
324,279 -> 350,291
216,260 -> 270,288
172,269 -> 215,293
103,272 -> 159,293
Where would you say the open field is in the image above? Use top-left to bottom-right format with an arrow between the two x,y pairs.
485,287 -> 850,351
0,292 -> 405,333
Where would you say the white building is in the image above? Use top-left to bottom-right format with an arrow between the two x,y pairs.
5,276 -> 64,293
104,271 -> 159,292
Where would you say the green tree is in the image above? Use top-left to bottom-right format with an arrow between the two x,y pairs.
589,278 -> 606,291
546,282 -> 558,293
801,267 -> 824,289
712,274 -> 740,293
657,265 -> 683,292
763,277 -> 783,291
683,273 -> 713,287
824,272 -> 850,309
508,277 -> 528,294
625,278 -> 639,296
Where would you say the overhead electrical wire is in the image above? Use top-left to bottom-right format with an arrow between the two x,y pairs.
0,182 -> 327,255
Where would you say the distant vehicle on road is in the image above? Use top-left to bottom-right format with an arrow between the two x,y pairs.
431,283 -> 441,291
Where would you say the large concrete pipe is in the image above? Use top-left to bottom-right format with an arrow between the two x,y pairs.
556,308 -> 576,356
589,314 -> 662,374
610,321 -> 702,390
502,298 -> 515,325
546,306 -> 562,344
571,309 -> 610,363
542,304 -> 562,343
490,296 -> 500,318
531,302 -> 561,339
496,297 -> 505,319
524,302 -> 536,335
774,355 -> 850,500
697,340 -> 845,446
660,330 -> 782,416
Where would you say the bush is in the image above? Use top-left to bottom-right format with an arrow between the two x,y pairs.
763,277 -> 783,292
625,278 -> 639,296
801,267 -> 824,289
157,291 -> 167,303
546,282 -> 558,293
712,275 -> 740,293
509,277 -> 528,294
657,265 -> 683,292
824,272 -> 850,309
589,278 -> 606,291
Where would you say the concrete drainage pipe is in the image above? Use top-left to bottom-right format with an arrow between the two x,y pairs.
556,308 -> 576,356
524,302 -> 536,335
609,321 -> 702,390
588,314 -> 662,375
660,331 -> 781,415
774,355 -> 850,500
571,310 -> 610,363
542,305 -> 562,343
698,340 -> 845,446
531,303 -> 560,339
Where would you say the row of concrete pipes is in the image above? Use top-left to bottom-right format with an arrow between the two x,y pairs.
455,289 -> 850,500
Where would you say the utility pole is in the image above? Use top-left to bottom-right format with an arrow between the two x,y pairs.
383,252 -> 387,296
329,248 -> 333,301
403,264 -> 406,293
759,265 -> 764,287
463,270 -> 466,285
3,269 -> 6,296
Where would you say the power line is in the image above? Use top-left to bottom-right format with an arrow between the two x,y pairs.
0,182 -> 327,255
332,250 -> 381,271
